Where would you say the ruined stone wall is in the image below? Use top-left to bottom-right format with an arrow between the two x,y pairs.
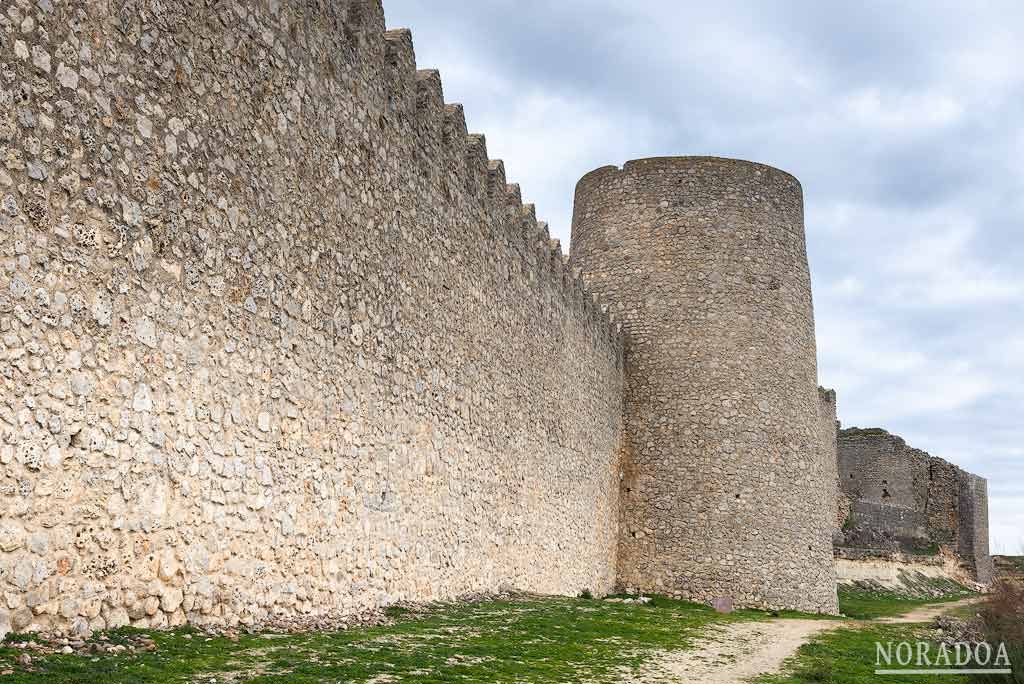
836,428 -> 992,583
0,0 -> 626,637
957,473 -> 993,584
818,387 -> 841,537
993,556 -> 1024,584
570,157 -> 838,614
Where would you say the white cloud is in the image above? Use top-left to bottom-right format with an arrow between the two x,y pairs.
841,88 -> 965,131
989,496 -> 1024,555
882,223 -> 1024,306
467,91 -> 655,241
813,202 -> 1024,308
826,276 -> 866,298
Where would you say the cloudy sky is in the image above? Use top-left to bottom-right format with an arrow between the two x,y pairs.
383,1 -> 1023,554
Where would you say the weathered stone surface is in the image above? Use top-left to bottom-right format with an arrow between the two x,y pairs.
160,587 -> 184,614
1,0 -> 977,637
0,0 -> 624,635
0,523 -> 26,552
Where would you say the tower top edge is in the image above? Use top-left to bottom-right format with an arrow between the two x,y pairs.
575,156 -> 802,191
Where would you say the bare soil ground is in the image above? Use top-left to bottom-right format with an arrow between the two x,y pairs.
622,619 -> 841,684
622,594 -> 986,683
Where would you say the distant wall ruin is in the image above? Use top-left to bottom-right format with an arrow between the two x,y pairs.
835,428 -> 992,584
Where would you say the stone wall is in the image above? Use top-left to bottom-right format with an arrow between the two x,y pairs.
569,157 -> 839,614
818,387 -> 841,535
0,0 -> 626,636
957,473 -> 993,584
836,428 -> 992,583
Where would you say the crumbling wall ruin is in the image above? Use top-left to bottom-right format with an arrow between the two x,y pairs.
836,428 -> 992,583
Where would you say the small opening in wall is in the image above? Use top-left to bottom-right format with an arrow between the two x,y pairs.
631,531 -> 637,538
882,488 -> 891,498
735,494 -> 741,499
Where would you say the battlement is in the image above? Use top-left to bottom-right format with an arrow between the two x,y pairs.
377,22 -> 622,344
576,155 -> 803,187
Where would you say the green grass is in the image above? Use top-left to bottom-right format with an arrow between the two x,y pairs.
754,624 -> 970,684
0,587 -> 990,683
906,542 -> 942,556
0,595 -> 773,683
760,585 -> 1000,684
838,582 -> 975,620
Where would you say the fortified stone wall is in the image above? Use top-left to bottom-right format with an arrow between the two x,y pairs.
836,428 -> 992,583
570,157 -> 839,614
0,0 -> 626,636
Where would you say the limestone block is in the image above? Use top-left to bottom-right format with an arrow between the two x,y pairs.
160,587 -> 184,613
0,523 -> 26,552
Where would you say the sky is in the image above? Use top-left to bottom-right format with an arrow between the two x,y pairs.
382,1 -> 1024,555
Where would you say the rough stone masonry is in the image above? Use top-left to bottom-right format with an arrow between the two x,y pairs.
0,0 -> 987,637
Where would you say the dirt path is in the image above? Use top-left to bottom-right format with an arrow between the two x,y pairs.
877,596 -> 985,624
619,596 -> 985,683
624,619 -> 841,684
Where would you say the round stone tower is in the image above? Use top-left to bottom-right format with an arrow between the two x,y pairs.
570,157 -> 838,614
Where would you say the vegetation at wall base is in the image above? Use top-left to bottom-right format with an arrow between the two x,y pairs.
2,590 -> 1006,683
0,595 -> 771,684
768,584 -> 1021,684
838,584 -> 975,620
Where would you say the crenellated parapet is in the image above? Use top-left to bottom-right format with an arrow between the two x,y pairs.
375,22 -> 622,345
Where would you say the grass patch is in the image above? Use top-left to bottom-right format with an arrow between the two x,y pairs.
906,542 -> 941,556
0,595 -> 773,683
838,585 -> 972,620
754,624 -> 970,684
838,573 -> 976,621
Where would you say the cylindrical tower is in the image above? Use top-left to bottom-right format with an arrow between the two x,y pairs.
571,157 -> 837,613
